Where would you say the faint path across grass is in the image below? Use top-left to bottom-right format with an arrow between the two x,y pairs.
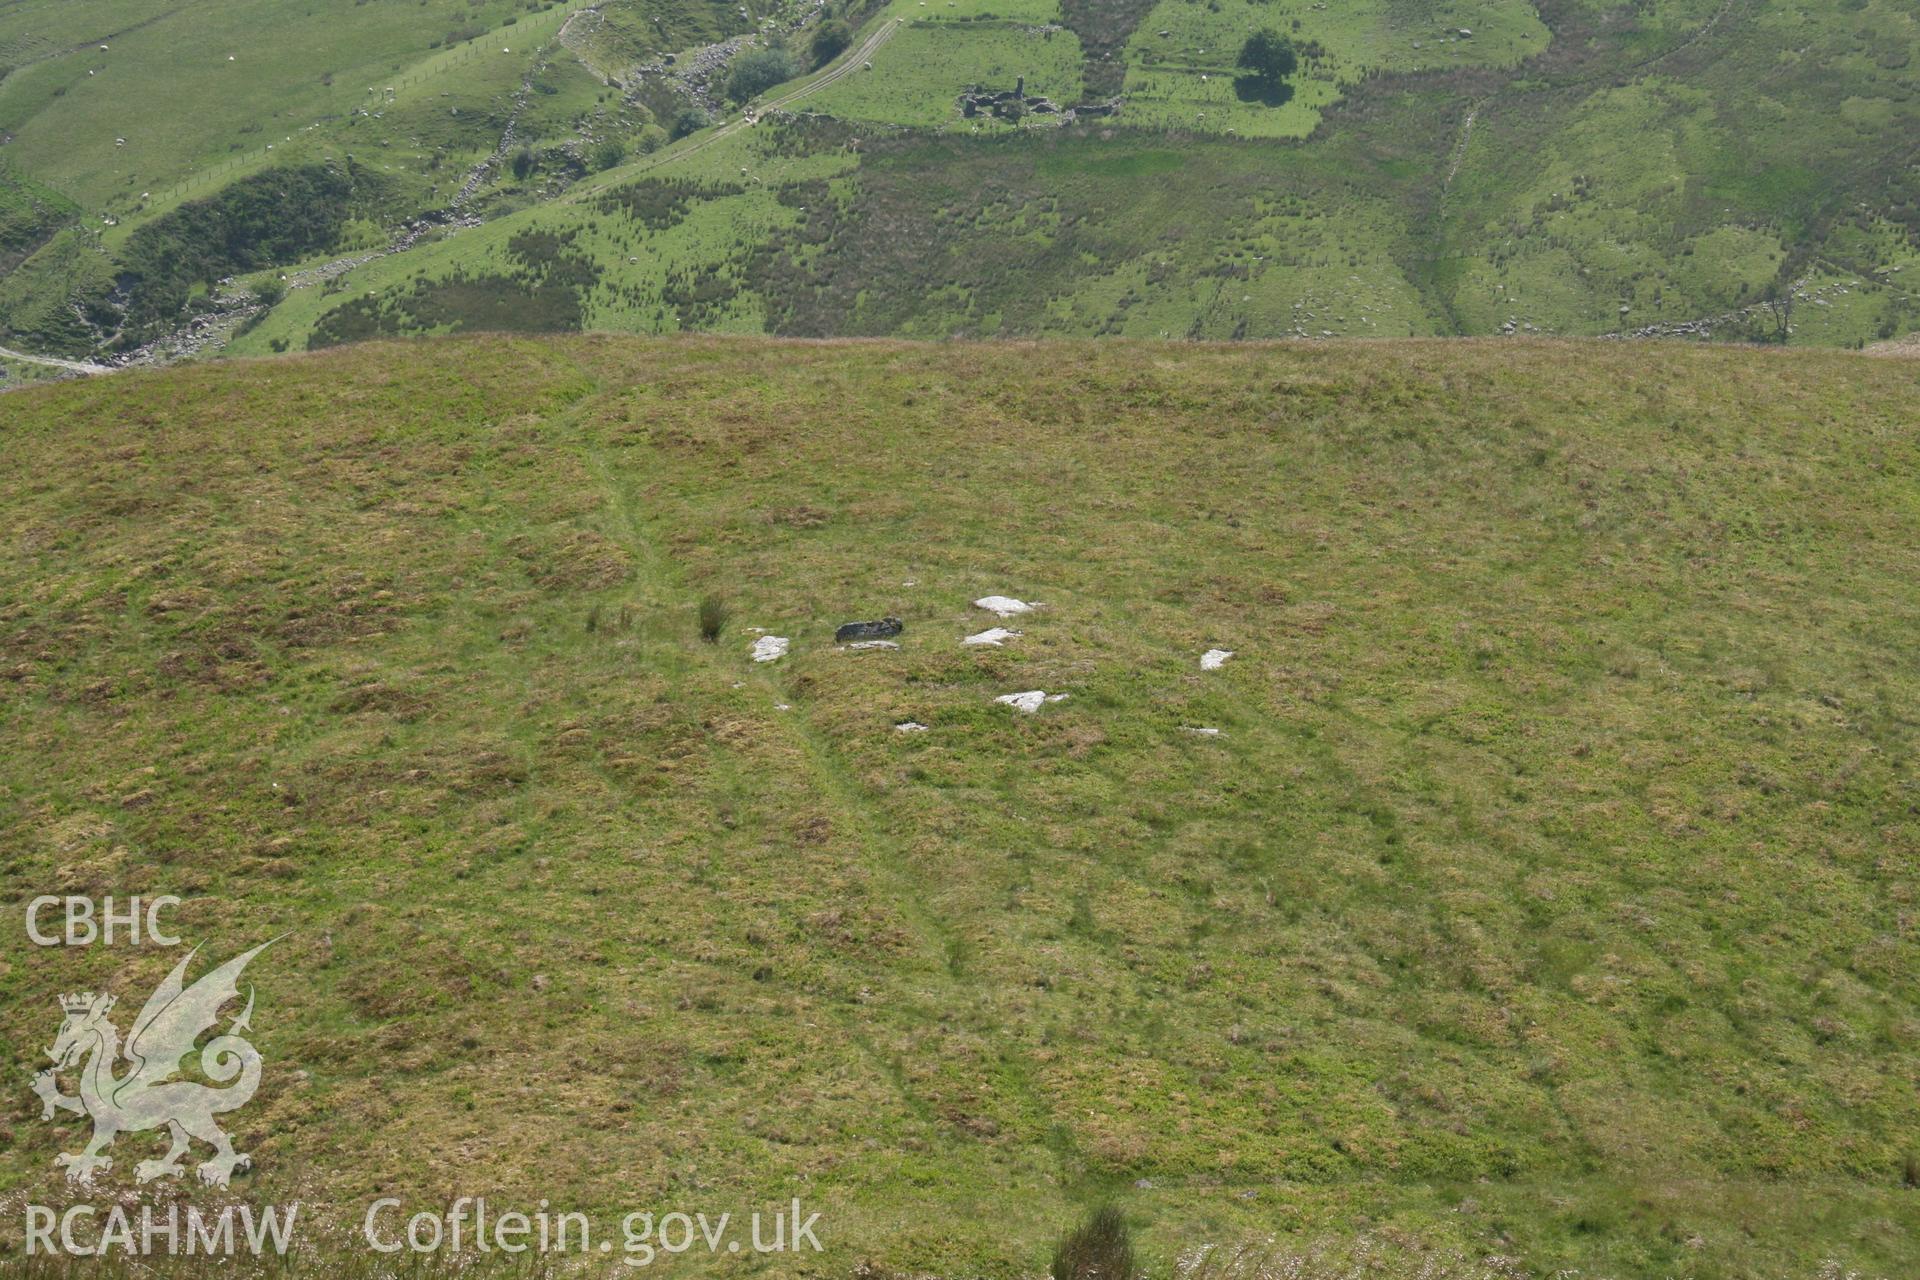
567,449 -> 990,1162
566,386 -> 1088,1195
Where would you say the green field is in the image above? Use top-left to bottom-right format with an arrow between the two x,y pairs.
1117,0 -> 1548,138
802,22 -> 1085,127
3,335 -> 1919,1278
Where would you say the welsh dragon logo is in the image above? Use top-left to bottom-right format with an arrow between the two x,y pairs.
30,941 -> 274,1187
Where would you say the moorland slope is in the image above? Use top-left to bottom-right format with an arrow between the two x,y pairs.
3,336 -> 1918,1277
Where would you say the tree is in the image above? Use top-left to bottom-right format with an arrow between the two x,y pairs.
1234,29 -> 1297,105
509,147 -> 536,180
810,19 -> 852,68
588,138 -> 628,171
1756,283 -> 1795,343
725,46 -> 795,103
669,107 -> 711,140
1237,29 -> 1297,80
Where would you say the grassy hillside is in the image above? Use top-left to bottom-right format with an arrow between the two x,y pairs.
212,0 -> 1920,354
0,0 -> 795,354
5,0 -> 1920,357
3,335 -> 1918,1278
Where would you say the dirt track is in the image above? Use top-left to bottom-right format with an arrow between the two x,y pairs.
0,343 -> 111,375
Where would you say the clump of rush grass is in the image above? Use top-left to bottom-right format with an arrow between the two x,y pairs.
697,593 -> 730,643
1052,1205 -> 1139,1280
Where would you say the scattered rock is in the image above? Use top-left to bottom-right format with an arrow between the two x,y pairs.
1200,648 -> 1234,670
626,32 -> 758,114
531,974 -> 550,991
751,635 -> 789,662
996,691 -> 1068,713
1182,726 -> 1223,737
895,721 -> 928,733
836,617 -> 903,643
963,627 -> 1021,646
975,595 -> 1041,617
844,639 -> 899,651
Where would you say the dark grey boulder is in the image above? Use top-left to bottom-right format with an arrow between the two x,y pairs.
835,617 -> 903,644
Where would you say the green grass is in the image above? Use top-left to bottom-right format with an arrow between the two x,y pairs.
0,0 -> 550,211
1117,0 -> 1547,138
802,22 -> 1086,126
2,334 -> 1918,1278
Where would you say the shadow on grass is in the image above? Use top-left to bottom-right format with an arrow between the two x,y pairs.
1232,76 -> 1295,106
